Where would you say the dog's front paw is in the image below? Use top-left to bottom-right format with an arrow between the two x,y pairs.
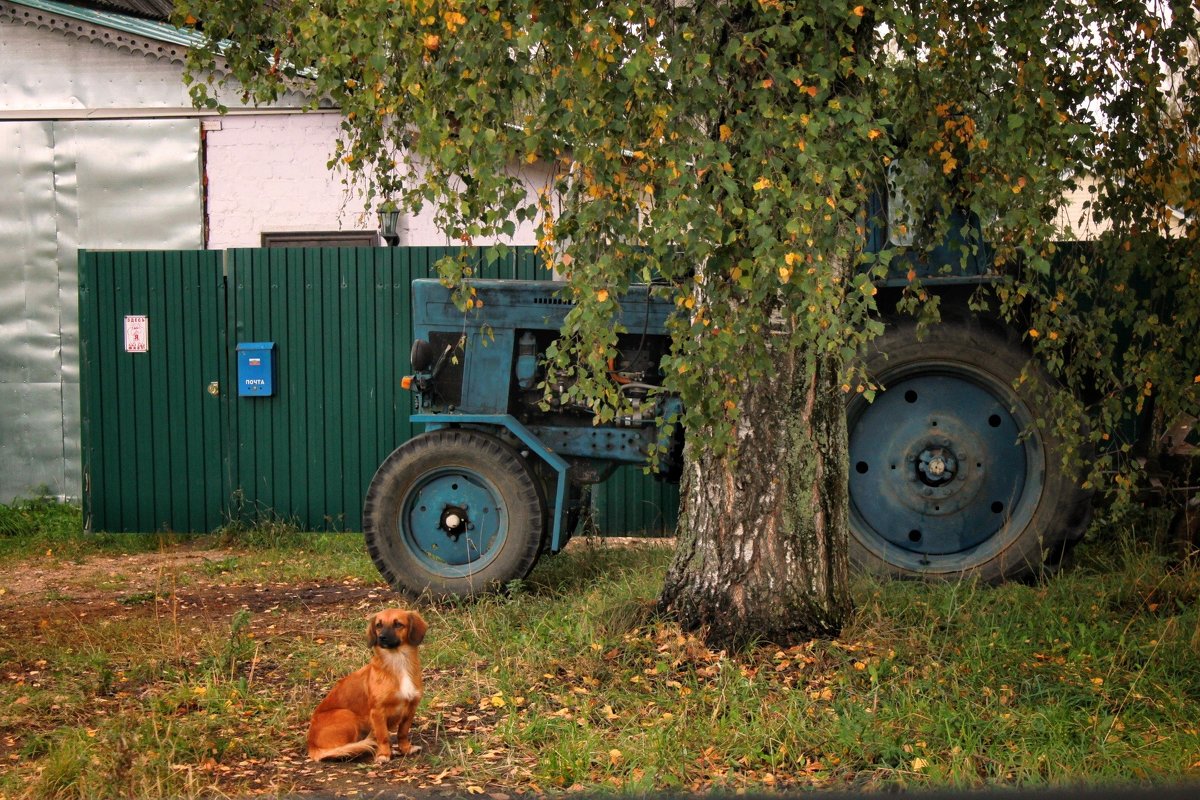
406,745 -> 423,756
374,752 -> 392,764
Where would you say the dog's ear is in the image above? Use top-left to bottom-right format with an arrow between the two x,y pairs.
407,611 -> 427,646
367,614 -> 379,648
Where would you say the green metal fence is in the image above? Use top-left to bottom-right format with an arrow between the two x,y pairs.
79,249 -> 229,532
593,465 -> 679,536
79,246 -> 678,536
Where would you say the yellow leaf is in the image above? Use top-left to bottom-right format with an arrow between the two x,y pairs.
868,128 -> 882,140
490,694 -> 506,707
609,749 -> 623,766
596,289 -> 609,303
779,266 -> 792,283
466,786 -> 485,795
785,252 -> 800,266
1028,328 -> 1040,338
853,5 -> 866,16
753,177 -> 772,191
719,124 -> 732,142
684,296 -> 695,310
912,757 -> 928,771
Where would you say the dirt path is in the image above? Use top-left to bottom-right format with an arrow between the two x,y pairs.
0,546 -> 385,637
0,539 -> 665,797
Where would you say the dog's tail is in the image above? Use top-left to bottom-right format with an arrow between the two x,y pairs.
308,737 -> 377,762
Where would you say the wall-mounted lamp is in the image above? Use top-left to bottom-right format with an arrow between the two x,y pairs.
378,205 -> 400,247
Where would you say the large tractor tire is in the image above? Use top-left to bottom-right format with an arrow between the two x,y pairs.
846,318 -> 1092,583
363,429 -> 546,599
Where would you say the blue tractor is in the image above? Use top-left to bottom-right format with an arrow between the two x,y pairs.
362,278 -> 1100,598
363,280 -> 681,597
362,210 -> 1191,598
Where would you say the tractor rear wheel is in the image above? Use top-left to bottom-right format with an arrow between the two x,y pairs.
846,318 -> 1092,583
363,429 -> 545,598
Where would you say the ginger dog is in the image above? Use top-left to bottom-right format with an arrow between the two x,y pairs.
306,608 -> 427,762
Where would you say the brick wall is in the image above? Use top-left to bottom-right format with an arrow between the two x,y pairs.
204,113 -> 547,248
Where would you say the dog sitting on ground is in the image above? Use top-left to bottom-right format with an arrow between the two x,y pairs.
306,608 -> 427,762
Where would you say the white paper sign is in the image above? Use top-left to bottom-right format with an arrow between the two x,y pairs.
125,315 -> 149,353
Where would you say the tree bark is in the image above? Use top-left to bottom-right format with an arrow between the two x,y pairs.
659,345 -> 852,650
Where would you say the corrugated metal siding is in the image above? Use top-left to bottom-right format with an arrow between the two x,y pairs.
0,121 -> 65,501
80,246 -> 679,536
0,5 -> 314,115
0,118 -> 203,503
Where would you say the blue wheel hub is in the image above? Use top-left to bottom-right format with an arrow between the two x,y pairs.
849,372 -> 1037,558
401,468 -> 507,577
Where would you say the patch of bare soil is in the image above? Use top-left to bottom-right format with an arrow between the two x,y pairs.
1,549 -> 220,597
0,547 -> 382,637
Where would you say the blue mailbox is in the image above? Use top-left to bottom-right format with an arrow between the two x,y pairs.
237,342 -> 276,397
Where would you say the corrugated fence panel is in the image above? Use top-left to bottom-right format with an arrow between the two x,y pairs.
594,465 -> 679,537
79,249 -> 227,532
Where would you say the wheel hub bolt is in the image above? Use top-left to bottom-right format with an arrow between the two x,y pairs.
440,506 -> 469,538
917,446 -> 957,485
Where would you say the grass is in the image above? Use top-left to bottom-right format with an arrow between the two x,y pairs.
1,501 -> 1198,798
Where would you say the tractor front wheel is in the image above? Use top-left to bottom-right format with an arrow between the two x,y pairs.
363,429 -> 546,598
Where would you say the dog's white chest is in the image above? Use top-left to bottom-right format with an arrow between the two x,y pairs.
381,650 -> 421,702
397,669 -> 419,702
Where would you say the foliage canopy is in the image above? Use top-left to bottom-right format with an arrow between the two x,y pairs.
182,0 -> 1199,493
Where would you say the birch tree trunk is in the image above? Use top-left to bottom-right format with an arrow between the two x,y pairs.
659,345 -> 852,649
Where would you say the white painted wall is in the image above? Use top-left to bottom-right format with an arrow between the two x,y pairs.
1055,176 -> 1109,241
204,113 -> 549,248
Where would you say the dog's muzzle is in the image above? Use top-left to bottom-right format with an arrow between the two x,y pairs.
376,633 -> 402,649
